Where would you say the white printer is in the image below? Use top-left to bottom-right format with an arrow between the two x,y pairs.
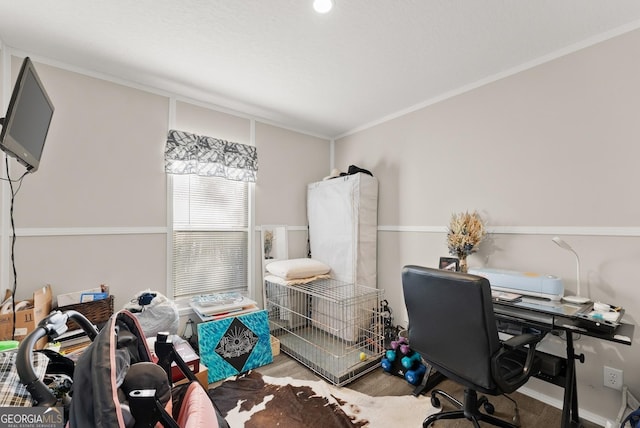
468,267 -> 564,301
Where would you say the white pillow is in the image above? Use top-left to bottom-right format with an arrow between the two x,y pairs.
266,258 -> 331,280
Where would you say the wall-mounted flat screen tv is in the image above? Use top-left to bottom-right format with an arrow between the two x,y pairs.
0,57 -> 54,173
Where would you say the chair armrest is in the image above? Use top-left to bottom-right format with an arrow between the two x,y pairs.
492,332 -> 543,393
502,333 -> 541,350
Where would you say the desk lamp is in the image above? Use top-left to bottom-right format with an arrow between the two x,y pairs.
552,236 -> 590,304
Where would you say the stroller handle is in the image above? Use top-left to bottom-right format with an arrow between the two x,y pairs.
17,310 -> 99,407
16,326 -> 56,407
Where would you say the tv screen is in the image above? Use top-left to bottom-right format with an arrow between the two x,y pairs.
0,57 -> 54,173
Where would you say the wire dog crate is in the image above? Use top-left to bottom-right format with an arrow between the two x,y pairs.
266,277 -> 384,386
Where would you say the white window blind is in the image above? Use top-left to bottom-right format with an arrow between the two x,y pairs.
172,174 -> 248,299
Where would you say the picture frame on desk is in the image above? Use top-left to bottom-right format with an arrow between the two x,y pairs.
439,257 -> 459,271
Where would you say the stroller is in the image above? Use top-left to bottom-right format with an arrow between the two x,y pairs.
17,308 -> 228,428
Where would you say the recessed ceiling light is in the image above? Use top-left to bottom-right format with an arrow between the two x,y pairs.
313,0 -> 333,14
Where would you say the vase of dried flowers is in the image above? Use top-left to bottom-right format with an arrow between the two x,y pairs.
446,211 -> 486,273
459,256 -> 469,274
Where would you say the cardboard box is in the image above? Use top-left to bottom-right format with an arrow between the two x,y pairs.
0,285 -> 53,348
175,364 -> 209,389
57,286 -> 105,306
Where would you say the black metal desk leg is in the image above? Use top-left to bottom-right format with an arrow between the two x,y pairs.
563,331 -> 583,428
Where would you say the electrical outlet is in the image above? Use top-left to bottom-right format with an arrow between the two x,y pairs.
604,366 -> 623,390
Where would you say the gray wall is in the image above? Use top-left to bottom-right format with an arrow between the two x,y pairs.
0,54 -> 330,312
2,60 -> 169,307
335,27 -> 640,424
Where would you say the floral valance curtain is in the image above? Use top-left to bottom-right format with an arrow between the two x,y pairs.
165,129 -> 258,182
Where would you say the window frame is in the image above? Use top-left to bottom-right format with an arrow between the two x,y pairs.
166,173 -> 256,304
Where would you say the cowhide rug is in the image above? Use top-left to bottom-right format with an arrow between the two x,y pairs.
208,371 -> 439,428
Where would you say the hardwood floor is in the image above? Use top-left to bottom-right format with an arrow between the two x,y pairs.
252,353 -> 601,427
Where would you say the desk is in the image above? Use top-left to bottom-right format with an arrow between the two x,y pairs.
493,297 -> 634,428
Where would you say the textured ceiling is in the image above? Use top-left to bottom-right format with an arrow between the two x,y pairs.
1,1 -> 640,138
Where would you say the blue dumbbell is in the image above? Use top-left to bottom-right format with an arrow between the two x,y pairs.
386,349 -> 397,362
381,357 -> 392,372
405,363 -> 427,385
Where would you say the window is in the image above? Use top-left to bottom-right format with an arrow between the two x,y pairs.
165,129 -> 257,300
171,174 -> 249,299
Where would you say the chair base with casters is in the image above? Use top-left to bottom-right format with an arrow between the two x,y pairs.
424,388 -> 520,428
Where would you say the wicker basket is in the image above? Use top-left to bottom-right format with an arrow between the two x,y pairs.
270,335 -> 280,356
57,295 -> 114,328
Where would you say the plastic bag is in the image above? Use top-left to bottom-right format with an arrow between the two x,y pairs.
123,290 -> 179,337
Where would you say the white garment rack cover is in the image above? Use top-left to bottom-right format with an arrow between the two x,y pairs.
307,173 -> 378,287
